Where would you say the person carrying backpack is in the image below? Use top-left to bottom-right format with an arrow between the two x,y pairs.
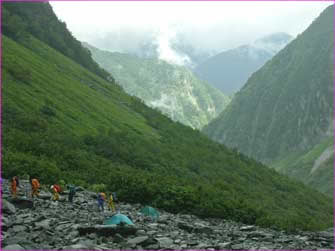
31,178 -> 40,198
108,193 -> 115,212
51,184 -> 61,201
97,192 -> 106,212
67,184 -> 76,203
10,176 -> 19,198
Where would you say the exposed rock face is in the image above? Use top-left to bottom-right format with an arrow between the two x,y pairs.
84,42 -> 231,129
1,179 -> 333,250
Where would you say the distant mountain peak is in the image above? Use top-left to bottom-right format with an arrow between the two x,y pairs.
252,32 -> 293,54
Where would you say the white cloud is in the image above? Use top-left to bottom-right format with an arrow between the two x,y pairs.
50,1 -> 331,59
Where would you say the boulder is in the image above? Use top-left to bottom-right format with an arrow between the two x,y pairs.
78,224 -> 137,237
62,243 -> 92,250
38,191 -> 52,200
10,198 -> 34,209
2,244 -> 25,250
12,225 -> 27,233
240,225 -> 256,231
127,236 -> 149,245
155,237 -> 174,248
2,200 -> 16,215
34,219 -> 52,230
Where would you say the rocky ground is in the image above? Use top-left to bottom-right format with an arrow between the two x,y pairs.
1,179 -> 334,250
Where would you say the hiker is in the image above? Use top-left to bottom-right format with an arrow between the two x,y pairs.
31,178 -> 40,198
97,192 -> 106,212
10,176 -> 19,198
67,184 -> 76,203
50,184 -> 61,201
108,193 -> 115,212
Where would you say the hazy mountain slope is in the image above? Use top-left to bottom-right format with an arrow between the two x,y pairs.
194,33 -> 293,94
84,43 -> 230,129
204,5 -> 334,194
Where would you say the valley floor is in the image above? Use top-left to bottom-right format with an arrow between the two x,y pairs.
1,179 -> 334,250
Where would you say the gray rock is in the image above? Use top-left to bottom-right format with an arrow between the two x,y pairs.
247,231 -> 270,238
113,233 -> 125,243
240,225 -> 256,231
38,192 -> 52,200
187,239 -> 199,246
232,243 -> 245,249
10,198 -> 34,209
34,219 -> 52,230
62,243 -> 91,249
2,216 -> 10,230
12,225 -> 27,233
78,224 -> 137,237
76,186 -> 85,192
216,242 -> 232,249
155,237 -> 173,248
136,229 -> 146,236
127,236 -> 149,245
2,200 -> 16,214
2,244 -> 25,250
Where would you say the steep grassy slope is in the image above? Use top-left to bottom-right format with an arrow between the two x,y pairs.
2,2 -> 111,81
204,5 -> 334,194
84,43 -> 230,129
2,34 -> 333,231
272,138 -> 333,196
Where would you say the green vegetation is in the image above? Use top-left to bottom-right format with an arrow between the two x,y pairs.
2,2 -> 112,82
1,2 -> 333,232
204,5 -> 334,195
272,138 -> 333,196
84,43 -> 230,129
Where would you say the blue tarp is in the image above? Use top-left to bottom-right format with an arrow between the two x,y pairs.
104,213 -> 134,225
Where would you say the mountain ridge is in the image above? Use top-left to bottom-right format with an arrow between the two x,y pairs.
84,42 -> 230,129
194,32 -> 293,94
203,5 -> 334,195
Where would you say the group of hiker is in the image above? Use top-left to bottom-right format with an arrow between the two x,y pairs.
9,176 -> 117,212
97,191 -> 117,212
10,176 -> 40,199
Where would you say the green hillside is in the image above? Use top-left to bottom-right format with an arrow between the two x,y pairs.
272,138 -> 333,196
1,2 -> 333,232
84,43 -> 230,129
204,5 -> 334,194
2,2 -> 112,81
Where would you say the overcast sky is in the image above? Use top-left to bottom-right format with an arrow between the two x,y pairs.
50,1 -> 331,64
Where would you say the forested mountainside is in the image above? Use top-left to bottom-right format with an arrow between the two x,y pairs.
1,2 -> 333,232
272,138 -> 333,196
84,43 -> 230,129
194,33 -> 292,94
2,2 -> 112,82
204,5 -> 334,195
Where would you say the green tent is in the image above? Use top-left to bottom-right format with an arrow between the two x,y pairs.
140,206 -> 159,220
104,214 -> 134,225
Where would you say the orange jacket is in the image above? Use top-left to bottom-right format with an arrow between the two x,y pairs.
31,179 -> 40,189
11,178 -> 17,190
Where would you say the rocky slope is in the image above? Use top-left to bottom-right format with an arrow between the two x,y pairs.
194,33 -> 292,94
2,180 -> 334,250
84,43 -> 230,129
203,5 -> 334,194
